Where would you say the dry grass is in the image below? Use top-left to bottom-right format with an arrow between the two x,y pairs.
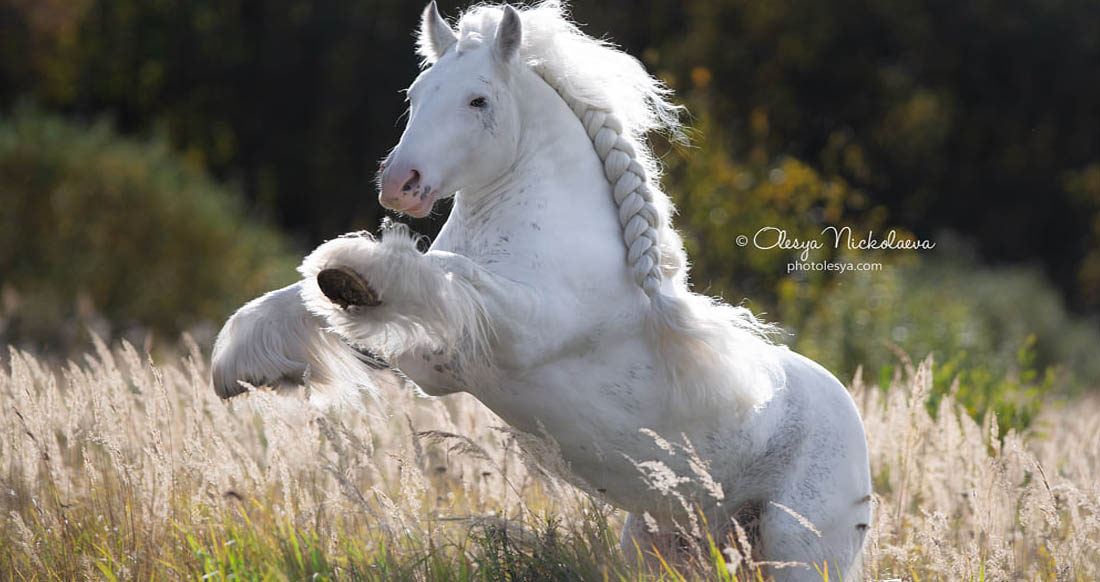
0,337 -> 1097,580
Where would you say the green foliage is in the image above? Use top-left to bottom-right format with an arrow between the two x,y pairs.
0,107 -> 298,351
180,511 -> 338,581
797,251 -> 1100,390
468,518 -> 618,581
664,112 -> 889,327
927,336 -> 1057,438
794,252 -> 1100,432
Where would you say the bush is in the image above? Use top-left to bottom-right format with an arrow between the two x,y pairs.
0,107 -> 299,352
794,248 -> 1100,432
663,112 -> 890,327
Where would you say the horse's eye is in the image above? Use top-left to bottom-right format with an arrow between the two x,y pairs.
469,97 -> 487,108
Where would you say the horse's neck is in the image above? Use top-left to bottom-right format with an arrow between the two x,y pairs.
436,70 -> 628,285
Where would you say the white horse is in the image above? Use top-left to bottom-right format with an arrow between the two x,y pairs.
211,3 -> 871,579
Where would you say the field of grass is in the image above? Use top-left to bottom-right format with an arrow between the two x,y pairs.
1,336 -> 1097,581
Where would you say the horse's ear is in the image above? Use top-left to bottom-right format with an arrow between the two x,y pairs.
417,1 -> 457,64
493,5 -> 522,64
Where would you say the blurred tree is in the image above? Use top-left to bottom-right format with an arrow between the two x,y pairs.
661,112 -> 891,329
0,0 -> 430,243
0,107 -> 297,352
631,0 -> 1100,310
1064,163 -> 1100,305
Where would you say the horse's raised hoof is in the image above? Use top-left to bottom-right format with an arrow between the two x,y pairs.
317,266 -> 381,308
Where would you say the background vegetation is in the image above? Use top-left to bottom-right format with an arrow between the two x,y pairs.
3,0 -> 1099,298
0,107 -> 297,353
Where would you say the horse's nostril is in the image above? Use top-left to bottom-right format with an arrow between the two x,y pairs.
401,169 -> 421,192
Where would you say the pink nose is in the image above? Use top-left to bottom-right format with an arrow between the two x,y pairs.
379,166 -> 423,210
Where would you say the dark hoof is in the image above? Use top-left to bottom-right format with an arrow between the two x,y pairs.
318,266 -> 381,308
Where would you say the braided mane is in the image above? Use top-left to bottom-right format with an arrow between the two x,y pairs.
431,2 -> 786,411
444,1 -> 687,296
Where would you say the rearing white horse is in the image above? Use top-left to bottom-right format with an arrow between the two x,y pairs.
211,3 -> 872,579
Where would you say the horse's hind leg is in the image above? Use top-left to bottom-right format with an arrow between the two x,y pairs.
757,501 -> 869,582
619,513 -> 691,573
621,506 -> 769,577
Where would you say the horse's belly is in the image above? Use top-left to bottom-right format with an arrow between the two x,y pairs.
477,341 -> 726,514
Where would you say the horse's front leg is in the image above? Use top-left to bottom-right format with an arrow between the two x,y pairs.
299,225 -> 525,394
211,281 -> 378,400
391,347 -> 469,396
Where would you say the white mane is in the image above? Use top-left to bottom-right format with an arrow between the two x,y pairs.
424,2 -> 786,410
428,1 -> 689,284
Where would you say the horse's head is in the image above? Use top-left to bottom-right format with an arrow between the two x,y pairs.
377,2 -> 524,218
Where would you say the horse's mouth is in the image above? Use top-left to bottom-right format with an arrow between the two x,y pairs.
405,194 -> 436,218
381,189 -> 437,218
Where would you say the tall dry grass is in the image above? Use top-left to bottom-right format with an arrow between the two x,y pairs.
0,337 -> 1097,580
